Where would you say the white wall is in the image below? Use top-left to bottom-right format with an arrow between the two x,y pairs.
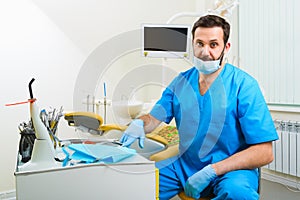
0,0 -> 85,192
0,0 -> 209,192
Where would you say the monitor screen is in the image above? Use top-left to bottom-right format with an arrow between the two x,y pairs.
142,24 -> 191,58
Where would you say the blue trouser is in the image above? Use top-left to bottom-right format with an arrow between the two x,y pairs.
156,157 -> 259,200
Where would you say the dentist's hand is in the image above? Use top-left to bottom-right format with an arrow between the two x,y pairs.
184,164 -> 217,199
120,119 -> 145,148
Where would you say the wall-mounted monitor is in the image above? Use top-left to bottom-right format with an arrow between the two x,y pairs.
142,24 -> 191,58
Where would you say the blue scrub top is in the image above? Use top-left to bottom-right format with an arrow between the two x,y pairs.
150,63 -> 278,171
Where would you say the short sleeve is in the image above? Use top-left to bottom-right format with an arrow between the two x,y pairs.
150,78 -> 178,124
238,79 -> 278,144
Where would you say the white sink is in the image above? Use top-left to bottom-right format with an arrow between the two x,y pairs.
112,100 -> 143,119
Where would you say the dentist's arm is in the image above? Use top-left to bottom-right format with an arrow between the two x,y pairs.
120,114 -> 161,148
185,142 -> 274,198
212,141 -> 274,175
139,114 -> 162,133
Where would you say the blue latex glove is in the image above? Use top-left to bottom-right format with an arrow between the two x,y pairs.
184,164 -> 217,199
120,119 -> 145,148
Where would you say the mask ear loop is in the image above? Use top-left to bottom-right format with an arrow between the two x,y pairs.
218,46 -> 226,65
218,40 -> 230,65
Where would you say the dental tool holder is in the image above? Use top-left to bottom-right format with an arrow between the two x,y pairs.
19,79 -> 59,171
83,95 -> 112,124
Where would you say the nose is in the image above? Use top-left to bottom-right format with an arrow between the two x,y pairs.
200,46 -> 210,56
193,44 -> 211,59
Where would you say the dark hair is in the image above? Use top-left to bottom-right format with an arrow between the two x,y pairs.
192,15 -> 230,44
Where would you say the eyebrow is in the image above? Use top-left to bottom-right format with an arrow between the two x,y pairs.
208,39 -> 219,43
194,39 -> 219,43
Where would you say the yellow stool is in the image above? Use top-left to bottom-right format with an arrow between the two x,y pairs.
178,191 -> 214,200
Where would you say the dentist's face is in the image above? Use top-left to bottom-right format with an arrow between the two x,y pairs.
193,26 -> 229,61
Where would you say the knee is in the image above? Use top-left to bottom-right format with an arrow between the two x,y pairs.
217,179 -> 259,200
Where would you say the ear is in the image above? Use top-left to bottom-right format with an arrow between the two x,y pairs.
224,42 -> 231,54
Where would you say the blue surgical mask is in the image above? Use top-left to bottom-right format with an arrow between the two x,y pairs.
194,56 -> 221,74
